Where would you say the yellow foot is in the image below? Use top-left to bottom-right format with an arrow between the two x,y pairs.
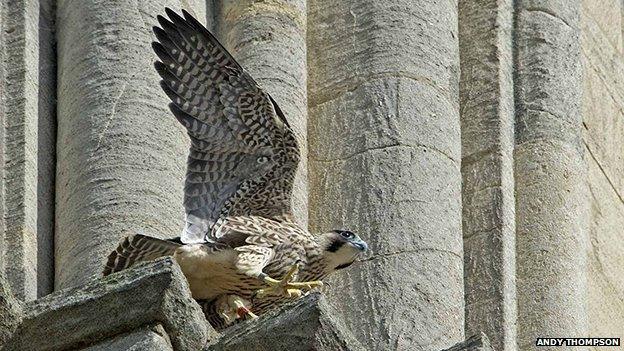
254,264 -> 324,299
215,295 -> 256,325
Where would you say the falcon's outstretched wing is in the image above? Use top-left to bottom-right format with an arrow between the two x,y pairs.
103,234 -> 181,275
153,8 -> 300,244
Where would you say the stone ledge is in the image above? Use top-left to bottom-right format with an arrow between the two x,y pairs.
0,275 -> 22,346
206,293 -> 365,351
2,257 -> 214,351
441,333 -> 493,351
80,324 -> 172,351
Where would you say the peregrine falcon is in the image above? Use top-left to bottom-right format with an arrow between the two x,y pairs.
103,8 -> 368,329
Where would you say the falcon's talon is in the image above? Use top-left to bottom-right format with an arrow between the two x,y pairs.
286,288 -> 303,298
254,265 -> 323,298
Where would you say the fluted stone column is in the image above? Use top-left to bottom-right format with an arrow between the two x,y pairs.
0,0 -> 56,300
459,1 -> 516,350
308,1 -> 463,350
0,0 -> 41,301
55,0 -> 206,289
214,0 -> 308,226
514,0 -> 588,348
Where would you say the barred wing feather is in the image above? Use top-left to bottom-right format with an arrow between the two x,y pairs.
153,8 -> 300,244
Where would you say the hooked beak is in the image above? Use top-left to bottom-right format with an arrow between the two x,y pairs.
350,239 -> 369,252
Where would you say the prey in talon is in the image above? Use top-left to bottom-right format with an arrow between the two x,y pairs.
215,295 -> 257,323
102,8 -> 369,331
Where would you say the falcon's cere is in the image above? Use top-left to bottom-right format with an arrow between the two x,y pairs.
103,8 -> 368,330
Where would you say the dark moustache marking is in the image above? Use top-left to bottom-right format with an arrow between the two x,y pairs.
327,240 -> 345,253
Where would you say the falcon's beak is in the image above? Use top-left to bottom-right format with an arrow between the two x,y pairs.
350,239 -> 368,252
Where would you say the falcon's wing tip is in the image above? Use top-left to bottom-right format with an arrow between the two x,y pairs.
152,26 -> 166,38
166,95 -> 188,115
181,8 -> 192,17
157,14 -> 176,31
165,9 -> 188,30
153,60 -> 167,75
155,14 -> 167,24
168,102 -> 185,120
181,8 -> 201,27
165,7 -> 185,20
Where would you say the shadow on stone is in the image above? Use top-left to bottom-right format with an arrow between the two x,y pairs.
80,324 -> 173,351
206,293 -> 365,351
2,257 -> 213,351
0,276 -> 23,346
440,333 -> 493,351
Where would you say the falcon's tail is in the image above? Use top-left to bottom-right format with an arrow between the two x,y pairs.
103,234 -> 182,276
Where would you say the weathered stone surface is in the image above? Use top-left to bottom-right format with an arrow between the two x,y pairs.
0,0 -> 56,302
514,0 -> 588,349
215,0 -> 309,226
0,275 -> 23,346
458,1 -> 516,350
3,257 -> 212,351
581,0 -> 624,342
1,0 -> 38,302
0,0 -> 6,281
585,153 -> 624,341
308,1 -> 463,350
54,0 -> 206,289
440,333 -> 492,351
206,293 -> 364,351
81,325 -> 173,351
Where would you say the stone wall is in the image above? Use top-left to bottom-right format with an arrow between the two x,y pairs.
0,0 -> 55,302
1,0 -> 624,350
458,1 -> 516,349
581,0 -> 624,346
308,1 -> 464,350
54,0 -> 207,290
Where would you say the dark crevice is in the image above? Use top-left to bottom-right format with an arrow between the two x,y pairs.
0,0 -> 7,279
37,0 -> 57,297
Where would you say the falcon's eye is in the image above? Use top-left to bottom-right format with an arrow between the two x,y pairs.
257,156 -> 269,164
340,231 -> 354,239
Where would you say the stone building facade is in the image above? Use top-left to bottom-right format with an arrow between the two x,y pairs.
0,0 -> 622,350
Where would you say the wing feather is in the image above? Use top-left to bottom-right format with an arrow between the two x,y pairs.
103,234 -> 181,275
153,8 -> 300,244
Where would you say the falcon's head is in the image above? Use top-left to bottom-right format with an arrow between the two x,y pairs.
321,230 -> 368,271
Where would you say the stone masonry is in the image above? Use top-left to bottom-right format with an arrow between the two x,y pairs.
308,1 -> 464,350
1,0 -> 624,350
458,1 -> 516,350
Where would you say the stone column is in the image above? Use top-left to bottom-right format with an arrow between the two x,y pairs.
214,0 -> 308,226
0,0 -> 56,300
55,0 -> 206,289
308,1 -> 463,350
514,0 -> 588,348
458,1 -> 516,350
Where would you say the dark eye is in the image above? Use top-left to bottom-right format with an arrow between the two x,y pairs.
340,231 -> 354,239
